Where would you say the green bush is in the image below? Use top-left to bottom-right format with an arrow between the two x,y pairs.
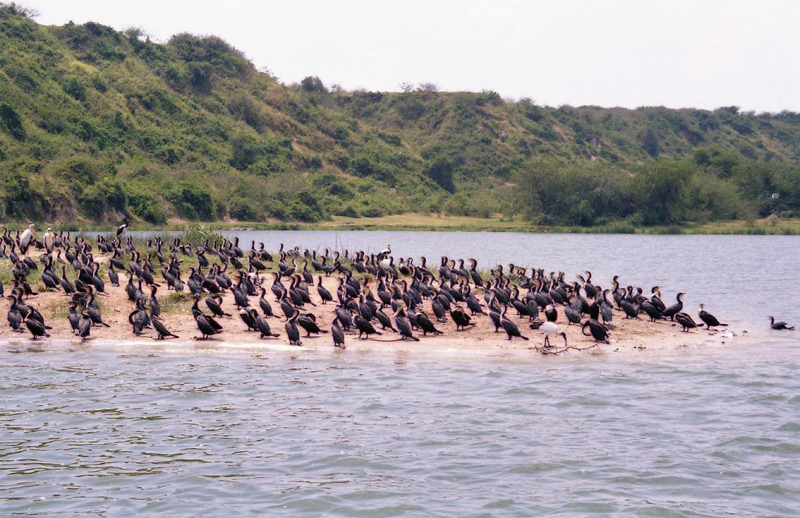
155,146 -> 183,165
79,179 -> 127,219
62,76 -> 87,101
185,61 -> 213,93
422,157 -> 457,193
0,172 -> 33,217
0,103 -> 26,141
128,193 -> 168,224
167,181 -> 215,220
286,190 -> 324,222
229,199 -> 258,220
59,158 -> 101,184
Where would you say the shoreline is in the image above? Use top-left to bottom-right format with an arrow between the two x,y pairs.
2,267 -> 737,359
4,215 -> 800,236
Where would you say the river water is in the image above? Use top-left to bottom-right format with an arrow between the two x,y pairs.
2,231 -> 799,516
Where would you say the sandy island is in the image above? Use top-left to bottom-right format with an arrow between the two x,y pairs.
1,246 -> 736,359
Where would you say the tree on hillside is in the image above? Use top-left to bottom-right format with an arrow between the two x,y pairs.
301,76 -> 328,94
639,128 -> 660,157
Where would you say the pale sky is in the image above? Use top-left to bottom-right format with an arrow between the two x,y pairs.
20,0 -> 800,112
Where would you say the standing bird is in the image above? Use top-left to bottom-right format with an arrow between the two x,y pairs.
251,309 -> 279,339
317,276 -> 333,304
353,312 -> 381,339
331,316 -> 346,349
43,228 -> 55,254
152,316 -> 179,340
194,312 -> 222,339
582,319 -> 610,344
19,224 -> 36,255
285,310 -> 302,346
539,321 -> 566,348
698,304 -> 727,330
450,305 -> 475,331
662,293 -> 685,321
77,309 -> 92,340
768,316 -> 795,330
500,305 -> 528,341
415,310 -> 444,336
394,307 -> 419,341
675,312 -> 699,332
25,312 -> 49,339
297,312 -> 328,337
67,303 -> 81,335
116,218 -> 131,238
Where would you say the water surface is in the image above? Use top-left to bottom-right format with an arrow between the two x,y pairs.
3,231 -> 799,516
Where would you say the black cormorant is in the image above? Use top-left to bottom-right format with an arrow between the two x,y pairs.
152,316 -> 179,339
675,312 -> 699,332
285,310 -> 302,345
698,304 -> 727,330
768,316 -> 795,330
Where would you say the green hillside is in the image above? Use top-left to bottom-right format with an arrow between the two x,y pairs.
2,4 -> 800,227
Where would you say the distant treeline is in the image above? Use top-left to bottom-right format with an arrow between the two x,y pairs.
512,149 -> 798,226
1,4 -> 800,227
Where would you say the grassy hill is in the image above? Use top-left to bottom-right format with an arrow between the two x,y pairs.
2,4 -> 800,228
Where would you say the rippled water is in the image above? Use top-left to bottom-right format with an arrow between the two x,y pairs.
4,232 -> 800,516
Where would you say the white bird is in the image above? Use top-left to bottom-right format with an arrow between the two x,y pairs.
540,321 -> 567,348
19,223 -> 36,255
116,218 -> 131,238
43,228 -> 55,254
378,244 -> 392,267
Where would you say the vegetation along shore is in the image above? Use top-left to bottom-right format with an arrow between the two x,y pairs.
2,5 -> 800,234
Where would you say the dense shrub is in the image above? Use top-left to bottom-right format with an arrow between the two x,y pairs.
0,172 -> 34,217
229,199 -> 259,220
128,193 -> 168,224
0,103 -> 26,140
62,76 -> 87,101
167,181 -> 215,220
79,179 -> 127,220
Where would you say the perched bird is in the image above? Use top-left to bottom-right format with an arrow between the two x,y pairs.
67,303 -> 81,335
353,312 -> 381,339
152,316 -> 179,340
19,224 -> 36,255
698,304 -> 727,330
582,319 -> 610,344
539,321 -> 566,348
285,310 -> 302,346
331,316 -> 346,349
450,306 -> 475,331
251,309 -> 279,339
77,309 -> 92,340
117,218 -> 131,238
500,305 -> 528,341
43,228 -> 55,254
675,312 -> 700,333
25,313 -> 49,339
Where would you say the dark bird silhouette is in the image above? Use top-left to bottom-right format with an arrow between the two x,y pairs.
698,304 -> 727,330
769,316 -> 795,330
152,316 -> 179,339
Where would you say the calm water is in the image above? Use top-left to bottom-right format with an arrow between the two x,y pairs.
3,232 -> 799,517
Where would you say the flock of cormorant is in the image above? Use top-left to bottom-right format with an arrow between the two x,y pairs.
0,223 -> 792,352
